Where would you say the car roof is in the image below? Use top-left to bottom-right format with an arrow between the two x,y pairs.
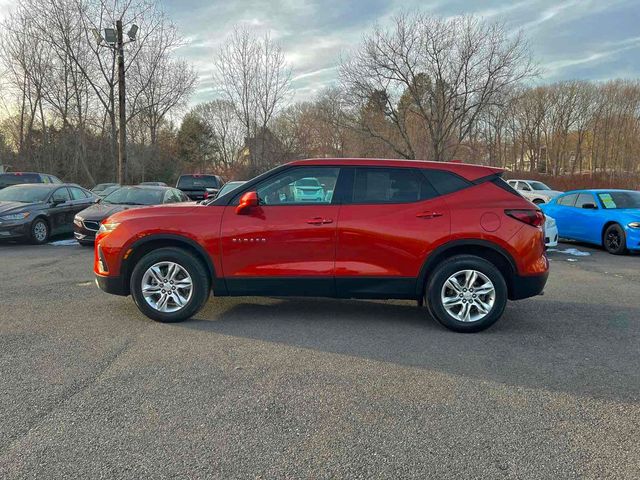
287,158 -> 503,182
561,189 -> 636,194
117,185 -> 174,191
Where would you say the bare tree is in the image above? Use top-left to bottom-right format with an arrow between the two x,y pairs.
340,12 -> 537,161
213,27 -> 291,171
192,100 -> 245,170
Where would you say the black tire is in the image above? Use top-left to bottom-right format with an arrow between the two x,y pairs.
425,254 -> 508,333
30,218 -> 50,244
603,224 -> 627,255
130,247 -> 211,323
532,198 -> 545,205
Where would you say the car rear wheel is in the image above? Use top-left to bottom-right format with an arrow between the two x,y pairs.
425,255 -> 507,333
130,247 -> 210,322
30,218 -> 49,244
603,224 -> 627,255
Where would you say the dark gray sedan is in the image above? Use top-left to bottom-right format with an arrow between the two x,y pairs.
0,184 -> 97,244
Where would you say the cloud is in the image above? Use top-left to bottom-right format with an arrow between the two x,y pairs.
162,0 -> 640,107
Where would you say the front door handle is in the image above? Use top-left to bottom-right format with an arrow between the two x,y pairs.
306,217 -> 333,225
416,211 -> 443,219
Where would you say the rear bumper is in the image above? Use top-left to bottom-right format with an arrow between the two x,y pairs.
509,271 -> 549,300
95,273 -> 128,296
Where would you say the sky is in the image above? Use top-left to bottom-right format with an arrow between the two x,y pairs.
1,0 -> 639,107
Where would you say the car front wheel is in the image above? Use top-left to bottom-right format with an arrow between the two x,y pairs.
30,218 -> 50,244
603,224 -> 627,255
425,255 -> 508,333
130,247 -> 210,322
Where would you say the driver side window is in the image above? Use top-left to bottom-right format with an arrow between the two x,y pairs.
252,167 -> 340,205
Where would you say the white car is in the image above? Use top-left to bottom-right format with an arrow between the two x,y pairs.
544,215 -> 558,248
292,177 -> 325,202
507,179 -> 563,204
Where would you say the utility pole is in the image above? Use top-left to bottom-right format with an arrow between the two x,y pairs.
116,20 -> 127,184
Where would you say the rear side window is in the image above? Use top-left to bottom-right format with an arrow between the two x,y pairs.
352,168 -> 437,204
70,187 -> 89,200
558,194 -> 578,206
575,193 -> 596,208
422,169 -> 471,196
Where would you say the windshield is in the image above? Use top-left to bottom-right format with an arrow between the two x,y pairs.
0,173 -> 40,187
597,191 -> 640,209
177,175 -> 220,189
530,181 -> 551,191
103,187 -> 164,205
0,185 -> 52,203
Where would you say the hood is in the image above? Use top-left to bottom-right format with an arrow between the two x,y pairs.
77,202 -> 143,221
103,202 -> 200,224
0,201 -> 44,216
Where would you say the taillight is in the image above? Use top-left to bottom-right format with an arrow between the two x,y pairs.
505,209 -> 545,227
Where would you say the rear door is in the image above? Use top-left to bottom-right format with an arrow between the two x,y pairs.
220,166 -> 341,296
334,167 -> 450,298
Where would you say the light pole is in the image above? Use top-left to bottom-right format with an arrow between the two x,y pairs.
93,22 -> 138,184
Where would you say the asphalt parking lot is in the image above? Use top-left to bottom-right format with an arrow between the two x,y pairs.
0,240 -> 638,479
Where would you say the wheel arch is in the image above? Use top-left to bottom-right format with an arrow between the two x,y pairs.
120,234 -> 218,296
417,240 -> 517,300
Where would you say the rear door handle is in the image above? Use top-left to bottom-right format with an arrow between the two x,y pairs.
416,211 -> 443,219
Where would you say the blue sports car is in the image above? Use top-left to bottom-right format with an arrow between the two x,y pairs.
541,189 -> 640,255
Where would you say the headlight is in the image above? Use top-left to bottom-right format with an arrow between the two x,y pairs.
74,216 -> 83,227
0,212 -> 30,221
545,217 -> 556,228
98,222 -> 120,234
628,222 -> 640,229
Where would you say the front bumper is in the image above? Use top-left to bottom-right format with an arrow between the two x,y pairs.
625,227 -> 640,251
0,220 -> 29,240
95,273 -> 128,296
509,270 -> 549,300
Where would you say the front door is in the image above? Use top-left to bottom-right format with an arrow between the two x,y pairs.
220,166 -> 341,296
49,187 -> 74,234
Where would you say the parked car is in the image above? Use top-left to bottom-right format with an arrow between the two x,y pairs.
176,174 -> 223,201
139,182 -> 167,186
507,179 -> 562,204
544,215 -> 558,248
292,177 -> 326,202
0,172 -> 63,190
541,189 -> 640,255
94,158 -> 549,333
215,181 -> 246,199
91,183 -> 120,196
0,183 -> 96,244
74,186 -> 190,245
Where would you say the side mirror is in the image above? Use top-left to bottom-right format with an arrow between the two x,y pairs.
51,198 -> 64,206
582,203 -> 597,209
236,191 -> 259,214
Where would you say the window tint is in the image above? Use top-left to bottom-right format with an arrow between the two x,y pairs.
52,187 -> 71,203
252,167 -> 339,205
576,193 -> 596,208
557,194 -> 578,206
352,167 -> 437,203
69,187 -> 88,200
518,181 -> 532,191
422,169 -> 471,196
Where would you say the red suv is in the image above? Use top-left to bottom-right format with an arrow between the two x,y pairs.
94,159 -> 548,332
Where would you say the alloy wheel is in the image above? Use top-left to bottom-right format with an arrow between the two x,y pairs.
440,269 -> 496,323
141,261 -> 193,313
33,222 -> 48,242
